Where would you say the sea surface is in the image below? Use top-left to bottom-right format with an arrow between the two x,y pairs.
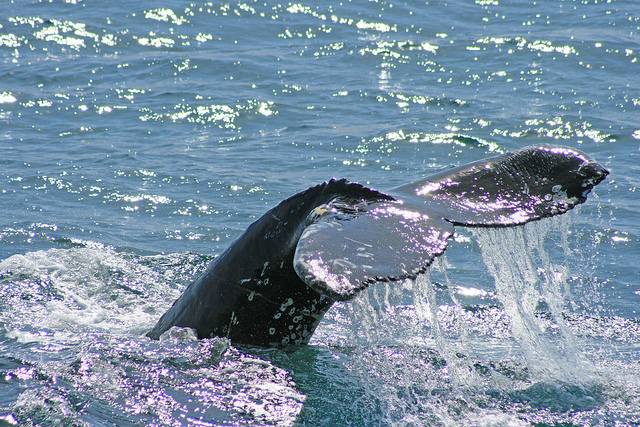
0,0 -> 639,425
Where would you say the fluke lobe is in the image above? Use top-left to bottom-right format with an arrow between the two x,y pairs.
147,145 -> 608,346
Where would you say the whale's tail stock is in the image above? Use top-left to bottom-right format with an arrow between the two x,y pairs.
294,145 -> 608,301
148,145 -> 607,345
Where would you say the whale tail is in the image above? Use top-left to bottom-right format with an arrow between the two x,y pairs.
392,145 -> 609,227
294,146 -> 608,301
147,145 -> 607,345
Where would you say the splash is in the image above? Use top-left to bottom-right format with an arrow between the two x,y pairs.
0,248 -> 304,426
412,271 -> 480,387
338,215 -> 614,423
0,218 -> 635,425
473,218 -> 596,384
0,244 -> 184,340
410,217 -> 598,389
340,273 -> 484,424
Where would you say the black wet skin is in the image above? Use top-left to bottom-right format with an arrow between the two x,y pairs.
147,180 -> 389,346
147,145 -> 608,347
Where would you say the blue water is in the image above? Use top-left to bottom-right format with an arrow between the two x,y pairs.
1,0 -> 639,425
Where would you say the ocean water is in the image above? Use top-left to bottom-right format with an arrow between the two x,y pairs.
0,0 -> 639,425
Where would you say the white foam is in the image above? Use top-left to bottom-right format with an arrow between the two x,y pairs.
0,245 -> 182,340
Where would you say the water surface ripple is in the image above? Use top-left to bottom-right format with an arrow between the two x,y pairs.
1,0 -> 639,425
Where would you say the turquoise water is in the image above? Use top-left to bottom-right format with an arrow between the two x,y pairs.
1,0 -> 639,425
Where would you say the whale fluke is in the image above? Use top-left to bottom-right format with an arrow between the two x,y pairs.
147,145 -> 608,346
294,200 -> 453,301
146,179 -> 395,345
393,145 -> 608,227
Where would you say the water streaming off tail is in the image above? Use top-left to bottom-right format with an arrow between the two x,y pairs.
341,275 -> 452,424
473,217 -> 595,384
412,271 -> 481,387
338,215 -> 611,423
347,278 -> 410,345
342,269 -> 491,423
